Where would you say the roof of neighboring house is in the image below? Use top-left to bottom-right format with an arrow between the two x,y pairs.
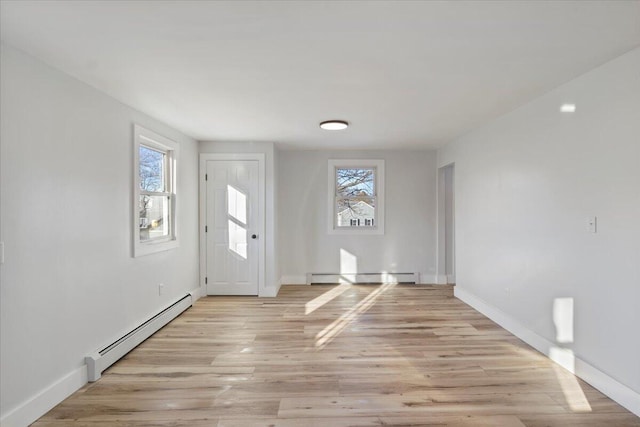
337,200 -> 374,217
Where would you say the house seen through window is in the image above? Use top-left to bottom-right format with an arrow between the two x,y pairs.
336,167 -> 376,228
329,159 -> 384,234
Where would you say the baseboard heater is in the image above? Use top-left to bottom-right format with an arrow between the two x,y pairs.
85,293 -> 193,382
307,272 -> 418,285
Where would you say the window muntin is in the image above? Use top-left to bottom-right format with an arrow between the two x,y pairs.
328,160 -> 384,235
133,125 -> 179,256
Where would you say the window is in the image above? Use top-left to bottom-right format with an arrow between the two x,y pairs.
328,159 -> 385,235
133,125 -> 179,256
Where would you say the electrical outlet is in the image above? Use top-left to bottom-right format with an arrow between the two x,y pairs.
158,283 -> 165,296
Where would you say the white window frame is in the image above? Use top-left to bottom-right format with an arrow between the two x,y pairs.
328,159 -> 385,235
133,124 -> 179,257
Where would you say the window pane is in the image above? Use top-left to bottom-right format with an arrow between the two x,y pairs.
336,168 -> 374,198
336,197 -> 375,227
139,145 -> 165,192
227,185 -> 247,225
228,220 -> 248,259
139,195 -> 170,241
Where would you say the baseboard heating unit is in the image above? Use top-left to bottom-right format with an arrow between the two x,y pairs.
307,272 -> 418,284
85,293 -> 193,382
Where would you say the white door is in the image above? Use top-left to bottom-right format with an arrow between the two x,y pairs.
206,160 -> 259,295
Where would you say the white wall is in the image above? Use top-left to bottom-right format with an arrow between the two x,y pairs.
278,150 -> 438,283
438,48 -> 640,410
0,45 -> 200,425
199,141 -> 280,296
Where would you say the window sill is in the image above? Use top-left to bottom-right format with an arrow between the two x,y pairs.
133,239 -> 179,257
328,227 -> 384,235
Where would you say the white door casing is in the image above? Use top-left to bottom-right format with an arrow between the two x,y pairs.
199,153 -> 265,296
436,163 -> 455,285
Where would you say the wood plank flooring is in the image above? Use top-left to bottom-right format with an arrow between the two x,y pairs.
33,284 -> 639,426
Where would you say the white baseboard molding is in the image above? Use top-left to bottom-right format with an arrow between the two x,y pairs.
417,274 -> 427,284
306,272 -> 418,284
454,287 -> 640,417
86,294 -> 193,382
280,275 -> 308,285
434,274 -> 455,284
1,285 -> 203,427
189,285 -> 204,301
260,283 -> 281,297
435,274 -> 448,285
282,273 -> 445,286
418,273 -> 455,285
0,365 -> 87,427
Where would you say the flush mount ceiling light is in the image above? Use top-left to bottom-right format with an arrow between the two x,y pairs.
319,120 -> 349,130
560,104 -> 577,113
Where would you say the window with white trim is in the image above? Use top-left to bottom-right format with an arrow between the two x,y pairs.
133,125 -> 179,256
328,159 -> 385,235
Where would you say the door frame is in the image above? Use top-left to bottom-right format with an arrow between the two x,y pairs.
436,162 -> 455,285
199,153 -> 266,296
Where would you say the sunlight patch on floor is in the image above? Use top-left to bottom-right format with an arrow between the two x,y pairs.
315,283 -> 396,350
305,283 -> 352,315
550,352 -> 592,412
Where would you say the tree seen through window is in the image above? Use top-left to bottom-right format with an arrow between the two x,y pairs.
139,145 -> 169,240
336,168 -> 376,227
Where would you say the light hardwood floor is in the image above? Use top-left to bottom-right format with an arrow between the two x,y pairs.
34,284 -> 639,426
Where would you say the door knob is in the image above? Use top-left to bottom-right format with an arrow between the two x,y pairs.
251,234 -> 258,239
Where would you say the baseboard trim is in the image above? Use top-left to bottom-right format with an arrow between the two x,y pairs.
0,365 -> 87,427
1,284 -> 204,427
417,273 -> 436,284
281,274 -> 445,286
306,272 -> 418,285
435,274 -> 448,285
260,282 -> 281,297
454,287 -> 640,417
280,275 -> 308,285
189,285 -> 204,301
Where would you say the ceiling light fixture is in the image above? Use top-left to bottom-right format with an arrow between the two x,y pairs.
560,104 -> 576,113
320,120 -> 349,130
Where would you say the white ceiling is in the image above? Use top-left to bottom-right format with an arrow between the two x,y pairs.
1,1 -> 639,150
